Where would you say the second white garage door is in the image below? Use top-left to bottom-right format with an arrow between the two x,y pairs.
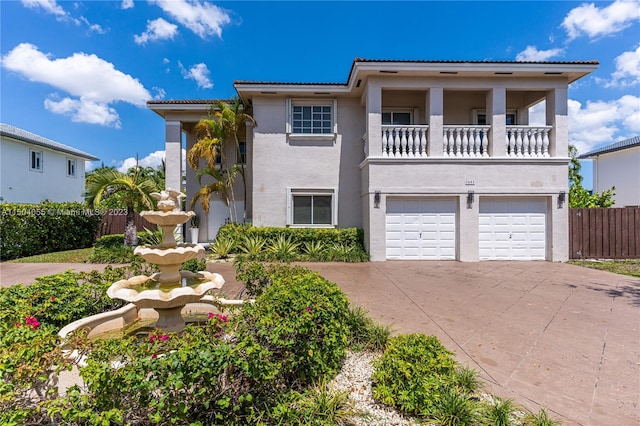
386,199 -> 456,260
479,198 -> 546,260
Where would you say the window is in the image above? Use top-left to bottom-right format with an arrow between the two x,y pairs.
287,189 -> 335,226
382,111 -> 412,125
67,158 -> 77,177
30,149 -> 42,171
237,139 -> 246,164
474,109 -> 517,125
287,99 -> 336,135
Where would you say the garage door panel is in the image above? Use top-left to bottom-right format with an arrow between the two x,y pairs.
386,199 -> 456,260
479,199 -> 546,261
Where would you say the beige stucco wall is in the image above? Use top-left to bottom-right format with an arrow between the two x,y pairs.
251,96 -> 364,229
593,147 -> 640,207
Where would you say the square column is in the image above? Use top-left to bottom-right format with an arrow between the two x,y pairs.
165,121 -> 183,194
488,87 -> 506,157
365,84 -> 382,157
546,88 -> 568,157
427,87 -> 443,157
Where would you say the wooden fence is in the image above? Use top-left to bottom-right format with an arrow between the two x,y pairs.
569,208 -> 640,259
96,211 -> 154,238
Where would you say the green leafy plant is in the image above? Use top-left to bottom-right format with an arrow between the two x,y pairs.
210,237 -> 234,259
302,240 -> 327,261
454,365 -> 481,394
372,334 -> 458,417
238,235 -> 266,259
137,227 -> 163,246
482,397 -> 516,426
267,234 -> 300,261
181,257 -> 207,273
345,305 -> 391,351
431,388 -> 480,426
190,214 -> 200,229
235,261 -> 272,297
524,408 -> 561,426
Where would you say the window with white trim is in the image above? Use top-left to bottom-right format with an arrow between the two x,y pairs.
287,99 -> 336,135
30,149 -> 42,171
474,109 -> 517,125
382,110 -> 412,125
66,158 -> 77,177
287,189 -> 336,226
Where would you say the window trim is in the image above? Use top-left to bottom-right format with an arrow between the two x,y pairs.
286,99 -> 337,140
66,158 -> 77,178
382,109 -> 414,125
286,188 -> 337,227
473,109 -> 517,125
29,149 -> 43,172
237,138 -> 246,164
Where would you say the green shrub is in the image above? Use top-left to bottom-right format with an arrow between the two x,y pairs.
0,202 -> 103,260
181,257 -> 207,273
345,305 -> 391,351
216,223 -> 368,262
432,388 -> 480,426
238,235 -> 266,259
210,237 -> 234,258
235,264 -> 351,389
482,397 -> 516,426
524,408 -> 561,426
235,261 -> 273,297
88,232 -> 164,264
372,334 -> 458,417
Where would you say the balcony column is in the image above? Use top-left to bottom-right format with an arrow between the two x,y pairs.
546,88 -> 568,157
165,120 -> 183,195
365,83 -> 382,157
427,87 -> 443,157
488,87 -> 506,157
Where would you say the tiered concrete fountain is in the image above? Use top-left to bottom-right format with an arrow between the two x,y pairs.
105,189 -> 225,332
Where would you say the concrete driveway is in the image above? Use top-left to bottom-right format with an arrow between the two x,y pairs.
2,260 -> 638,425
304,261 -> 639,426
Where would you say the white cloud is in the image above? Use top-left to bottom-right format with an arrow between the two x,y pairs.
152,0 -> 231,38
45,97 -> 121,128
21,0 -> 66,17
568,95 -> 640,154
529,101 -> 546,126
117,149 -> 186,174
79,16 -> 107,34
607,45 -> 640,87
134,18 -> 178,45
1,43 -> 151,127
562,0 -> 640,40
153,87 -> 166,99
516,46 -> 564,61
180,62 -> 213,89
121,0 -> 134,9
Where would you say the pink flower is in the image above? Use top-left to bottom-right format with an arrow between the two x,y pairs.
24,316 -> 40,330
151,354 -> 157,359
159,335 -> 169,341
208,312 -> 214,319
208,313 -> 228,323
149,335 -> 157,343
305,307 -> 312,312
50,296 -> 56,301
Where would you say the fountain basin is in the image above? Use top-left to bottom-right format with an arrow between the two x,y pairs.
107,271 -> 224,310
140,210 -> 194,226
134,244 -> 206,282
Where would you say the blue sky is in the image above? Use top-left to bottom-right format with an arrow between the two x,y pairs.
1,0 -> 639,189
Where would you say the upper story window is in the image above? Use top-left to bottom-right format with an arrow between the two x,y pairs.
286,99 -> 337,136
382,110 -> 412,125
30,149 -> 42,172
474,109 -> 517,125
67,158 -> 77,177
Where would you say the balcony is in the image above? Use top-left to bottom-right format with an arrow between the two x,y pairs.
375,125 -> 553,159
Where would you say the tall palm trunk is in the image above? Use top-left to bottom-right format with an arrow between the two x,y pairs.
124,204 -> 138,246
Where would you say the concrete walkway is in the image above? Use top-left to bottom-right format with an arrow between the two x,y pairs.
1,261 -> 638,425
305,261 -> 639,426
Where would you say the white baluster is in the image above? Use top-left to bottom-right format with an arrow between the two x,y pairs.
408,128 -> 416,157
399,128 -> 406,157
506,130 -> 513,157
470,129 -> 477,157
453,128 -> 461,157
481,129 -> 488,157
420,128 -> 427,157
382,128 -> 388,157
460,128 -> 469,157
514,129 -> 523,157
443,128 -> 450,157
542,129 -> 550,157
533,129 -> 540,157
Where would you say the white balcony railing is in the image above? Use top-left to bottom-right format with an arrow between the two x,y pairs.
506,126 -> 551,157
443,126 -> 490,157
381,125 -> 429,158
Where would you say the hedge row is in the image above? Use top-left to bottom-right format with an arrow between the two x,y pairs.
0,202 -> 103,261
216,223 -> 365,252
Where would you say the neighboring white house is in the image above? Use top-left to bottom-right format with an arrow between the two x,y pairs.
578,136 -> 640,208
148,58 -> 598,262
0,123 -> 99,204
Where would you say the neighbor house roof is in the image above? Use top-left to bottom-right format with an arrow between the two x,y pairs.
578,136 -> 640,159
0,123 -> 99,161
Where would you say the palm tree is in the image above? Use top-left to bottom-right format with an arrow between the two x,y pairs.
187,98 -> 255,223
85,167 -> 157,246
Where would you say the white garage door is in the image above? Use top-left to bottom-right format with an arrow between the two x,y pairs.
479,199 -> 546,260
386,199 -> 456,260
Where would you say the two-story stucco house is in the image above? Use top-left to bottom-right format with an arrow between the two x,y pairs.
148,58 -> 598,262
0,123 -> 99,204
578,136 -> 640,208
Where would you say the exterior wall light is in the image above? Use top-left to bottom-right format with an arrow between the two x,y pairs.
466,191 -> 474,209
558,191 -> 566,208
374,191 -> 381,208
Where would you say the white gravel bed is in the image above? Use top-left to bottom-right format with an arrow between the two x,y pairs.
329,351 -> 424,426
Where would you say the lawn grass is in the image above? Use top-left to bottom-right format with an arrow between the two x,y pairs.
7,248 -> 93,263
568,259 -> 640,278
